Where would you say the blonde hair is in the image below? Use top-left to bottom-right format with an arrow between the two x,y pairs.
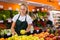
20,3 -> 29,14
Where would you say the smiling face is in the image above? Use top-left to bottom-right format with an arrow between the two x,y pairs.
20,4 -> 27,15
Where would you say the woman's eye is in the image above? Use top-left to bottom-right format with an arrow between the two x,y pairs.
21,9 -> 25,10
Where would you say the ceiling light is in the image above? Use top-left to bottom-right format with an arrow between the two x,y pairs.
32,9 -> 35,12
37,9 -> 39,11
45,8 -> 47,11
8,7 -> 12,10
0,5 -> 3,8
16,8 -> 19,11
58,2 -> 60,5
18,3 -> 21,5
41,8 -> 44,10
20,0 -> 24,1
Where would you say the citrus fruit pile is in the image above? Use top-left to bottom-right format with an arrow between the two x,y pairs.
7,34 -> 40,40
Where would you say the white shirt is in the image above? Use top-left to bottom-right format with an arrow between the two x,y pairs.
12,14 -> 33,24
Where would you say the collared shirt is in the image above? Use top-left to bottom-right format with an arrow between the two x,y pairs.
12,14 -> 33,24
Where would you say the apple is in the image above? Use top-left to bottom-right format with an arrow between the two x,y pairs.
34,26 -> 40,30
45,37 -> 50,40
53,36 -> 57,40
49,34 -> 54,38
57,36 -> 60,40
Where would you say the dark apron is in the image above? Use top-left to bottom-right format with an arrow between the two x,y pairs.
15,15 -> 28,35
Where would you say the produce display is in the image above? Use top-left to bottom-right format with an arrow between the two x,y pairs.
0,10 -> 60,40
0,30 -> 60,40
0,23 -> 59,40
7,34 -> 40,40
33,32 -> 49,38
0,29 -> 12,38
0,29 -> 11,35
33,32 -> 57,40
0,10 -> 18,20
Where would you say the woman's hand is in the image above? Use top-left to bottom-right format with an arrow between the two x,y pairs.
11,27 -> 17,36
26,24 -> 32,32
11,22 -> 16,36
12,31 -> 17,36
11,29 -> 17,36
26,29 -> 30,32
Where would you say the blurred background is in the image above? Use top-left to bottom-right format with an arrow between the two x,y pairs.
0,0 -> 60,40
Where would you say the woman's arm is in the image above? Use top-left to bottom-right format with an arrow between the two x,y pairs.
26,15 -> 33,32
26,24 -> 32,32
11,22 -> 16,35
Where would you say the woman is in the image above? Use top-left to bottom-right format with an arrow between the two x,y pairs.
11,4 -> 33,35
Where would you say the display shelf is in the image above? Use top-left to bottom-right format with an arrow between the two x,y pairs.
49,11 -> 60,25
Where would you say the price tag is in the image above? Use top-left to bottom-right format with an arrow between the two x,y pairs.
30,30 -> 33,33
8,20 -> 12,22
0,20 -> 4,23
37,30 -> 39,32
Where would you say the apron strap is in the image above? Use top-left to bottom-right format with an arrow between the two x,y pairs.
18,15 -> 20,19
24,14 -> 27,21
17,14 -> 27,21
16,15 -> 20,21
